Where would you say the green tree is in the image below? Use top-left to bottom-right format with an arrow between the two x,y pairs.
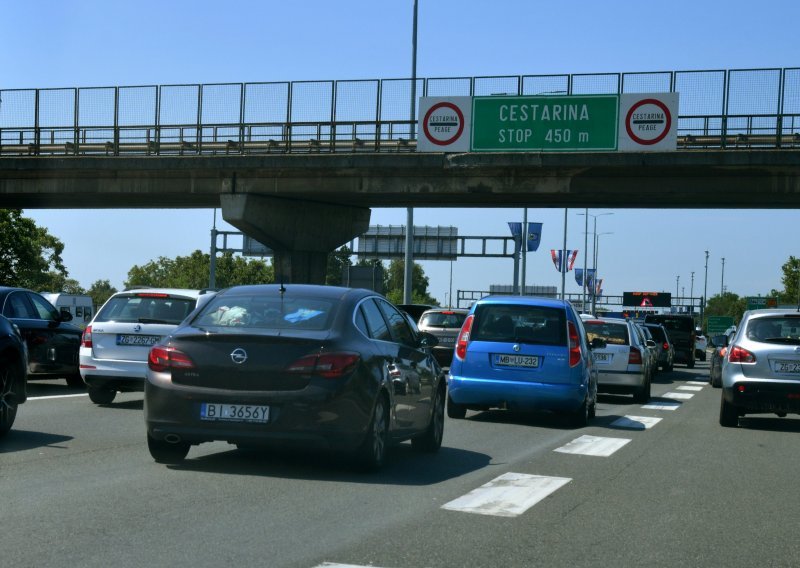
383,259 -> 438,305
125,250 -> 273,290
771,255 -> 800,306
88,279 -> 118,309
40,272 -> 85,294
326,246 -> 353,286
0,209 -> 69,290
705,292 -> 747,326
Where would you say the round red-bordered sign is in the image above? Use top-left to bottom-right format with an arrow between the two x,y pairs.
422,102 -> 465,146
625,98 -> 671,146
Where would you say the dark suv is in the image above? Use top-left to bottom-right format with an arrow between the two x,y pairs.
643,314 -> 695,368
0,314 -> 28,437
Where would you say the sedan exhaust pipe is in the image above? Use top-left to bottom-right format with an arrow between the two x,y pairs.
164,434 -> 182,444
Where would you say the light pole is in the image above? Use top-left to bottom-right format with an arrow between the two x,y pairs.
593,231 -> 613,314
703,250 -> 709,330
403,0 -> 419,304
721,257 -> 726,296
676,275 -> 680,306
577,211 -> 613,312
690,271 -> 695,314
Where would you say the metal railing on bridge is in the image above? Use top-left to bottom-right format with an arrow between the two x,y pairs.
1,67 -> 799,157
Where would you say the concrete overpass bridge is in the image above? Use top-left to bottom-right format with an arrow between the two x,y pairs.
1,67 -> 799,282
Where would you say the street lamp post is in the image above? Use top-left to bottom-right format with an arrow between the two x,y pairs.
676,275 -> 680,306
721,257 -> 726,296
577,211 -> 613,313
593,231 -> 613,314
403,0 -> 419,304
690,271 -> 695,314
703,250 -> 709,330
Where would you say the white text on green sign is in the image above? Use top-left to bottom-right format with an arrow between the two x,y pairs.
471,95 -> 619,152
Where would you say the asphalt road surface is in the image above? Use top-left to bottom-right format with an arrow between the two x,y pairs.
3,361 -> 800,568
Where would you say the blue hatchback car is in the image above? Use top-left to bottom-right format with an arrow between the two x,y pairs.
447,296 -> 603,426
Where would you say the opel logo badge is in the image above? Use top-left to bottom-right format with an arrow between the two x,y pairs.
230,348 -> 248,364
133,324 -> 142,333
513,344 -> 521,352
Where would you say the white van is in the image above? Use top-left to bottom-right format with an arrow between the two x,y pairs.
40,293 -> 95,326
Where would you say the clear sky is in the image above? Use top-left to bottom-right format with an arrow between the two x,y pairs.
2,0 -> 798,305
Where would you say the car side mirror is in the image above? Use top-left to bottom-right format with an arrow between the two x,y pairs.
646,339 -> 656,348
418,332 -> 439,349
58,311 -> 74,322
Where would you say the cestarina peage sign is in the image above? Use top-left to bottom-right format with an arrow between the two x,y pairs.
417,93 -> 678,153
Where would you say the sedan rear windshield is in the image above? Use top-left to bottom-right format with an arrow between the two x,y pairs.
470,304 -> 566,346
645,316 -> 694,332
584,321 -> 629,345
194,294 -> 337,331
96,295 -> 196,325
744,316 -> 800,344
419,311 -> 467,329
644,325 -> 667,342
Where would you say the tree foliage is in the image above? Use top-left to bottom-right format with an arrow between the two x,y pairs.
772,255 -> 800,306
125,250 -> 273,290
383,259 -> 438,305
325,246 -> 353,286
88,279 -> 118,309
705,292 -> 747,325
0,209 -> 68,290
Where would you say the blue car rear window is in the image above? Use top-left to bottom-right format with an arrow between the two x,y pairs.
471,304 -> 566,346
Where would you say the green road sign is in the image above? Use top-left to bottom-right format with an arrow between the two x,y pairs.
707,316 -> 735,334
746,296 -> 777,310
471,95 -> 619,152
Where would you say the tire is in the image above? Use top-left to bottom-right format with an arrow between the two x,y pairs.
719,396 -> 739,427
588,392 -> 597,420
633,376 -> 651,404
687,358 -> 695,369
147,433 -> 190,464
711,372 -> 721,388
357,395 -> 389,471
446,393 -> 467,419
88,387 -> 116,405
412,386 -> 445,453
570,397 -> 589,428
67,374 -> 86,388
0,361 -> 21,438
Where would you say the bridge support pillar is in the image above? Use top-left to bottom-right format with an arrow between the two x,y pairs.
220,194 -> 370,284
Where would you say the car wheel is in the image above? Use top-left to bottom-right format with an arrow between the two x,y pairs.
719,396 -> 739,427
357,395 -> 389,471
446,393 -> 467,419
147,433 -> 190,464
0,360 -> 21,438
67,374 -> 85,388
633,376 -> 651,404
701,353 -> 707,361
570,397 -> 589,428
88,387 -> 116,405
412,385 -> 445,453
711,373 -> 721,388
687,358 -> 695,369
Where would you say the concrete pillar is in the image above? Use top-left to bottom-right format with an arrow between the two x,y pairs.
220,194 -> 370,284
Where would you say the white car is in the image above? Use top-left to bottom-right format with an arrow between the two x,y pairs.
695,328 -> 708,361
79,288 -> 216,404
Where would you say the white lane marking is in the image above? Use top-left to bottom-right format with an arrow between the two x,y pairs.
611,415 -> 663,430
315,564 -> 388,568
663,392 -> 694,400
687,381 -> 708,386
553,435 -> 631,457
28,393 -> 89,401
642,401 -> 681,410
677,385 -> 703,391
441,472 -> 571,517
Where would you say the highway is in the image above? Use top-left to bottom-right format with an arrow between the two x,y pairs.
3,361 -> 800,568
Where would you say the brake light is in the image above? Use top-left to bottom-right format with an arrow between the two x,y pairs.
628,346 -> 643,364
719,347 -> 727,357
137,293 -> 169,298
440,311 -> 455,315
568,321 -> 581,367
286,352 -> 360,379
455,314 -> 474,361
81,325 -> 93,348
148,345 -> 195,372
662,342 -> 669,351
728,345 -> 756,364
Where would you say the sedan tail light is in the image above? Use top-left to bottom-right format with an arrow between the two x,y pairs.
454,314 -> 474,361
662,342 -> 669,351
286,352 -> 360,379
568,321 -> 581,367
728,345 -> 756,364
148,346 -> 195,372
628,346 -> 643,365
82,325 -> 93,348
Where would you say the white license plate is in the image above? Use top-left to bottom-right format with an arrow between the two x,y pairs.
494,354 -> 539,368
594,353 -> 611,362
116,334 -> 161,346
439,336 -> 456,344
200,403 -> 270,423
773,360 -> 800,373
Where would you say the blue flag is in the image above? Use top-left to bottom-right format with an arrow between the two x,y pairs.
526,222 -> 543,251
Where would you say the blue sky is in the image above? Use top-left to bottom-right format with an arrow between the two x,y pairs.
2,0 -> 798,305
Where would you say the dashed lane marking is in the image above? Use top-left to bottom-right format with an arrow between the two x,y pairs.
314,564 -> 388,568
610,415 -> 663,430
553,435 -> 631,457
662,392 -> 694,400
687,381 -> 708,386
28,393 -> 89,401
677,386 -> 703,391
641,401 -> 681,410
441,472 -> 571,517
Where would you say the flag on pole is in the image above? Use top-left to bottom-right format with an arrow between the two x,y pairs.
550,249 -> 579,273
585,269 -> 597,295
526,223 -> 543,251
508,222 -> 522,253
575,268 -> 584,286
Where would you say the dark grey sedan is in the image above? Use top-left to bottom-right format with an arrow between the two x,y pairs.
144,284 -> 446,469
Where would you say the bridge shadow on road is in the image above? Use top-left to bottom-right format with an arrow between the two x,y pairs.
0,429 -> 73,453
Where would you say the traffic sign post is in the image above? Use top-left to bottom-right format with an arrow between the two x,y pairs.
746,296 -> 778,310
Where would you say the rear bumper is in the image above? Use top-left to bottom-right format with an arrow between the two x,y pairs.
597,369 -> 645,388
447,374 -> 587,412
80,354 -> 146,391
723,381 -> 800,414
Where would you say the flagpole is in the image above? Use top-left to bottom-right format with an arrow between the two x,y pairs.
582,208 -> 588,312
521,208 -> 528,296
561,208 -> 567,300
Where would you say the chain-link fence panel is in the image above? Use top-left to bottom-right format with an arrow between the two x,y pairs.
0,89 -> 36,146
622,72 -> 672,94
522,75 -> 569,96
474,76 -> 521,97
571,74 -> 620,95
